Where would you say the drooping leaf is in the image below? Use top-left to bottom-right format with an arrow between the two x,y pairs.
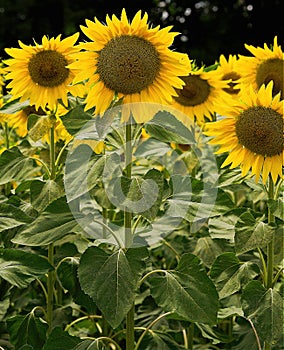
7,312 -> 48,349
0,203 -> 33,233
235,211 -> 274,254
209,208 -> 247,241
0,248 -> 53,288
267,198 -> 284,220
210,252 -> 259,299
60,105 -> 92,135
242,281 -> 283,345
12,197 -> 82,246
42,327 -> 81,350
135,137 -> 172,158
78,246 -> 136,328
0,98 -> 30,114
144,110 -> 195,144
0,147 -> 37,185
149,253 -> 218,325
30,179 -> 64,212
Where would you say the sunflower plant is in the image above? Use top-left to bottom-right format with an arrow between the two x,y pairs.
0,10 -> 283,350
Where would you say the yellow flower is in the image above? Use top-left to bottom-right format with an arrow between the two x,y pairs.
70,9 -> 191,122
215,54 -> 242,98
171,66 -> 232,124
238,36 -> 284,99
4,33 -> 80,110
205,82 -> 283,184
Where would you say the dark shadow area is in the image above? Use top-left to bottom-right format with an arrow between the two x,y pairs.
0,0 -> 283,65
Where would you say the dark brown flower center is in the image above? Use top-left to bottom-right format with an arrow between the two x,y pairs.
96,35 -> 160,94
23,105 -> 46,117
235,106 -> 283,157
256,58 -> 284,99
28,50 -> 69,87
174,75 -> 210,106
222,72 -> 241,95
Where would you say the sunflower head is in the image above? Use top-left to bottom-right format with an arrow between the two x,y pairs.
238,36 -> 284,99
172,66 -> 232,124
205,81 -> 283,184
69,9 -> 191,121
4,33 -> 80,110
216,54 -> 241,96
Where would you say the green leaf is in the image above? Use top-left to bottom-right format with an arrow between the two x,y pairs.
268,199 -> 284,220
57,259 -> 97,313
209,208 -> 247,241
149,253 -> 218,325
232,317 -> 260,350
64,145 -> 109,202
30,179 -> 64,212
42,327 -> 81,350
12,197 -> 82,246
0,248 -> 53,288
125,246 -> 149,285
145,110 -> 195,144
235,211 -> 274,254
135,137 -> 172,158
0,203 -> 33,233
193,236 -> 225,268
109,169 -> 164,220
78,246 -> 136,328
60,105 -> 92,135
210,252 -> 259,299
71,339 -> 106,350
0,98 -> 30,114
0,147 -> 37,185
139,331 -> 183,350
7,312 -> 48,349
242,281 -> 283,344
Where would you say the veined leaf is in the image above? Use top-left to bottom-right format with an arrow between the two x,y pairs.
242,281 -> 283,345
78,246 -> 136,328
0,203 -> 33,232
210,252 -> 259,299
7,312 -> 48,349
0,147 -> 37,185
0,248 -> 53,288
12,197 -> 82,246
235,211 -> 274,254
149,253 -> 218,325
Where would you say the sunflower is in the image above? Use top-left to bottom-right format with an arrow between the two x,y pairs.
0,64 -> 6,95
205,82 -> 283,184
238,36 -> 284,99
69,9 -> 191,122
215,54 -> 242,98
4,33 -> 80,110
171,66 -> 232,124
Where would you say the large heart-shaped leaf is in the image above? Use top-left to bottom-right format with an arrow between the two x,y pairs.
149,253 -> 218,325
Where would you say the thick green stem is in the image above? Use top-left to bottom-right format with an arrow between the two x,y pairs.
266,176 -> 275,289
264,176 -> 275,350
49,125 -> 56,180
187,322 -> 194,350
125,121 -> 135,350
126,304 -> 135,350
124,121 -> 133,248
47,243 -> 54,334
